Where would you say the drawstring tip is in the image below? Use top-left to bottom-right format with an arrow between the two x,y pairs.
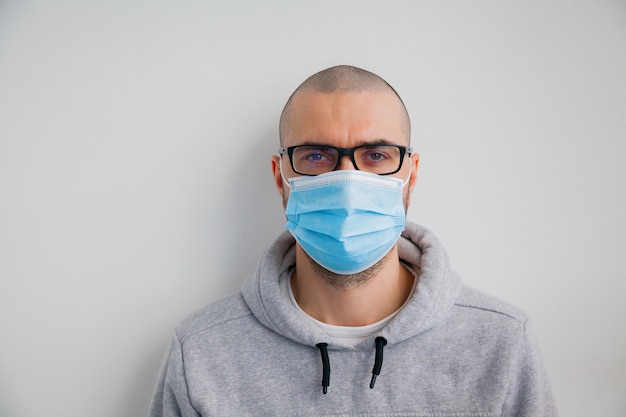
370,336 -> 387,389
316,343 -> 330,395
369,374 -> 378,389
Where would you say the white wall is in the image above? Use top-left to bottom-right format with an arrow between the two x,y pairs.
1,1 -> 624,416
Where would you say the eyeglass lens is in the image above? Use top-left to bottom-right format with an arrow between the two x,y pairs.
291,145 -> 403,175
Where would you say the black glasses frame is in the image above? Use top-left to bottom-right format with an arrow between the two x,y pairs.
279,144 -> 412,176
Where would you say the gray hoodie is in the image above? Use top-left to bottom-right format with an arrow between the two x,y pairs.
148,222 -> 558,416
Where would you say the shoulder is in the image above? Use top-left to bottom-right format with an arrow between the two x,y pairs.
174,291 -> 253,344
454,285 -> 529,327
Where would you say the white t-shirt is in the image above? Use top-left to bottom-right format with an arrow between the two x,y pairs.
280,265 -> 417,347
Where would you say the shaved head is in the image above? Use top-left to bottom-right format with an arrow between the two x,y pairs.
279,65 -> 411,145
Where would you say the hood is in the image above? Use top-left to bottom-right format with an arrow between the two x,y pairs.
241,221 -> 462,350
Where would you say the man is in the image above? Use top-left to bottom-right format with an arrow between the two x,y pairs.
148,65 -> 558,416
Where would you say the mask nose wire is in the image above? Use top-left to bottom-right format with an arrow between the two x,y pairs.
280,153 -> 412,188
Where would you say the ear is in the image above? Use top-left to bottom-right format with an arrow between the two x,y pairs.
405,153 -> 420,207
409,152 -> 419,189
270,155 -> 285,199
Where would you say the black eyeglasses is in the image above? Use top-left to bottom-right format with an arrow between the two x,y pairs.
279,144 -> 412,176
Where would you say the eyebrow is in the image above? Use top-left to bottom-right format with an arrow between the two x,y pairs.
293,139 -> 397,147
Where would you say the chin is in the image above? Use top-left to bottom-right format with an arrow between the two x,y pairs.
307,252 -> 388,289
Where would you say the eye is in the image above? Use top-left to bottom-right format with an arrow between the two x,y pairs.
303,150 -> 331,162
292,146 -> 338,174
360,147 -> 393,163
356,145 -> 402,174
364,151 -> 388,161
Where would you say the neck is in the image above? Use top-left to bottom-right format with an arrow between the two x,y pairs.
291,245 -> 415,326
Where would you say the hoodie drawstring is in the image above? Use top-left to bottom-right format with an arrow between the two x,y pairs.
315,337 -> 388,394
316,343 -> 330,394
370,337 -> 387,389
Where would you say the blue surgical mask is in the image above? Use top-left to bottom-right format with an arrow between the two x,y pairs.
283,169 -> 409,275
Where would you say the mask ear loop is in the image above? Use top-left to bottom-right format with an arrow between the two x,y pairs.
401,155 -> 412,187
279,155 -> 292,189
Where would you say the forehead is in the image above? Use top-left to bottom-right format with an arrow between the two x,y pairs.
283,89 -> 408,147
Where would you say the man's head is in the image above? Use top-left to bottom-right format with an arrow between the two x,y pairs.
273,65 -> 418,203
279,65 -> 411,146
271,65 -> 419,287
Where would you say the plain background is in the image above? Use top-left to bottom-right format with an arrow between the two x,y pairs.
1,1 -> 625,416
